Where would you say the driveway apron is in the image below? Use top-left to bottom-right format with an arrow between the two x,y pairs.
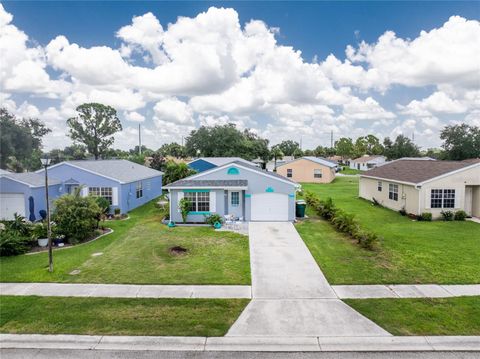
227,222 -> 390,337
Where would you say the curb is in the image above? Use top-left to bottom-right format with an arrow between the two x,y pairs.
1,334 -> 479,352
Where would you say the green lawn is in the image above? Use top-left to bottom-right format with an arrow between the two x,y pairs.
345,296 -> 480,336
297,177 -> 480,284
339,167 -> 362,175
0,200 -> 251,284
0,295 -> 249,336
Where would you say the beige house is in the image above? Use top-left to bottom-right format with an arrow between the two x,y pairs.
276,157 -> 337,183
359,159 -> 480,219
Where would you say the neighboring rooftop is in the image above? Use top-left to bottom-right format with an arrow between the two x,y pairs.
352,155 -> 385,163
278,156 -> 337,168
229,160 -> 299,184
0,172 -> 61,187
361,159 -> 480,184
165,179 -> 248,188
43,160 -> 163,183
0,169 -> 12,175
190,157 -> 256,167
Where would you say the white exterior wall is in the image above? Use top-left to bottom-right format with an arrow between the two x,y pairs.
350,156 -> 386,171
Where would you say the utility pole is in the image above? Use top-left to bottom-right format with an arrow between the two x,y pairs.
41,157 -> 53,272
330,131 -> 333,149
300,136 -> 303,151
138,124 -> 142,155
412,132 -> 415,142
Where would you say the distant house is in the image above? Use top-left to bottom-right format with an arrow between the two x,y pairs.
0,172 -> 63,221
350,155 -> 386,171
37,160 -> 163,214
265,156 -> 295,172
187,157 -> 257,173
165,161 -> 299,222
359,159 -> 480,219
276,157 -> 337,183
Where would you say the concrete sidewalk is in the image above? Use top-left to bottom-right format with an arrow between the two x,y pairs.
0,283 -> 251,299
333,284 -> 480,299
1,334 -> 479,352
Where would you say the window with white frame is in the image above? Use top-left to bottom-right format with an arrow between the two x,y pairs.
184,191 -> 210,212
89,187 -> 113,204
377,181 -> 382,192
231,191 -> 239,207
136,182 -> 143,199
431,189 -> 455,208
388,183 -> 398,201
313,169 -> 322,178
287,169 -> 293,178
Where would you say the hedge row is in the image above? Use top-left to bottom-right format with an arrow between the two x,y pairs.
304,191 -> 379,251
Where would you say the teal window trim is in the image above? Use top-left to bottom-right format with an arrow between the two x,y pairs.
188,211 -> 211,215
183,189 -> 210,193
227,167 -> 240,175
245,194 -> 251,198
265,187 -> 274,193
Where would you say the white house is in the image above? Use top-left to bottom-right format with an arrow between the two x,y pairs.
350,155 -> 386,171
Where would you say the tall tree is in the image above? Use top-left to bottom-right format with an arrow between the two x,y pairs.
440,124 -> 480,160
185,123 -> 269,160
0,108 -> 51,171
270,145 -> 284,171
334,137 -> 355,160
277,140 -> 300,156
383,135 -> 420,160
354,135 -> 383,157
67,103 -> 122,160
158,142 -> 187,158
162,161 -> 196,185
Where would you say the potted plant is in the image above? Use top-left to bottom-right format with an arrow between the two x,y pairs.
32,222 -> 48,247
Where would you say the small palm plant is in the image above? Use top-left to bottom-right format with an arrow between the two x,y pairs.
179,198 -> 191,223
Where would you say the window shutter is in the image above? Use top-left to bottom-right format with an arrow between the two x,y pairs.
210,191 -> 216,212
425,190 -> 431,209
454,189 -> 459,209
112,187 -> 119,206
81,187 -> 89,197
177,192 -> 184,213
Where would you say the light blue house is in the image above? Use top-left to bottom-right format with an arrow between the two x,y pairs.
37,160 -> 163,214
0,172 -> 63,221
188,157 -> 257,173
165,161 -> 299,223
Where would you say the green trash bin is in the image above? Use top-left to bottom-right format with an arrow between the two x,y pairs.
296,200 -> 306,218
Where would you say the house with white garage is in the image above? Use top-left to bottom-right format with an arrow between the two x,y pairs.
359,158 -> 480,219
165,161 -> 300,222
37,160 -> 163,214
0,172 -> 63,221
350,155 -> 386,171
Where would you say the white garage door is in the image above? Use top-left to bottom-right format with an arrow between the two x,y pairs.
251,193 -> 289,221
0,193 -> 25,220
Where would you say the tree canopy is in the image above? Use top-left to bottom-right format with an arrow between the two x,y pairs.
276,140 -> 300,156
185,123 -> 269,160
440,124 -> 480,160
0,108 -> 51,172
383,135 -> 420,160
67,103 -> 122,160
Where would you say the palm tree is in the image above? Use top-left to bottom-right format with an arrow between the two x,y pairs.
270,146 -> 284,172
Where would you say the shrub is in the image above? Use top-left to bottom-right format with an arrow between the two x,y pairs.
0,231 -> 32,256
204,213 -> 223,226
419,212 -> 432,221
440,210 -> 454,221
331,210 -> 358,234
52,192 -> 102,244
178,198 -> 191,223
95,197 -> 111,214
454,210 -> 467,221
319,197 -> 337,220
353,230 -> 379,250
31,221 -> 49,239
114,208 -> 121,215
7,213 -> 31,236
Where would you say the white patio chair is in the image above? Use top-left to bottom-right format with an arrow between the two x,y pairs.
224,214 -> 233,229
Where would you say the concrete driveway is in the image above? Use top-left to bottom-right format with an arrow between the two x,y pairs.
227,222 -> 390,337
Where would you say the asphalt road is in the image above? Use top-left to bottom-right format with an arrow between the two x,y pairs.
1,349 -> 478,359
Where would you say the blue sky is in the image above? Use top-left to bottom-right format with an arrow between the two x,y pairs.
1,1 -> 479,150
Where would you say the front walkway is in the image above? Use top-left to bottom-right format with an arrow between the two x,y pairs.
226,222 -> 390,337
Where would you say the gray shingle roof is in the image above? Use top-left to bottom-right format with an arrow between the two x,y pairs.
62,160 -> 163,183
361,159 -> 480,184
1,172 -> 61,187
230,161 -> 299,184
165,179 -> 248,188
281,156 -> 337,168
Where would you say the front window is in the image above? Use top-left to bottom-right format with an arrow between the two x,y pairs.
136,182 -> 143,199
231,191 -> 239,207
388,184 -> 398,201
313,169 -> 322,178
377,181 -> 382,192
89,187 -> 113,205
184,191 -> 210,212
287,169 -> 293,178
431,189 -> 455,208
